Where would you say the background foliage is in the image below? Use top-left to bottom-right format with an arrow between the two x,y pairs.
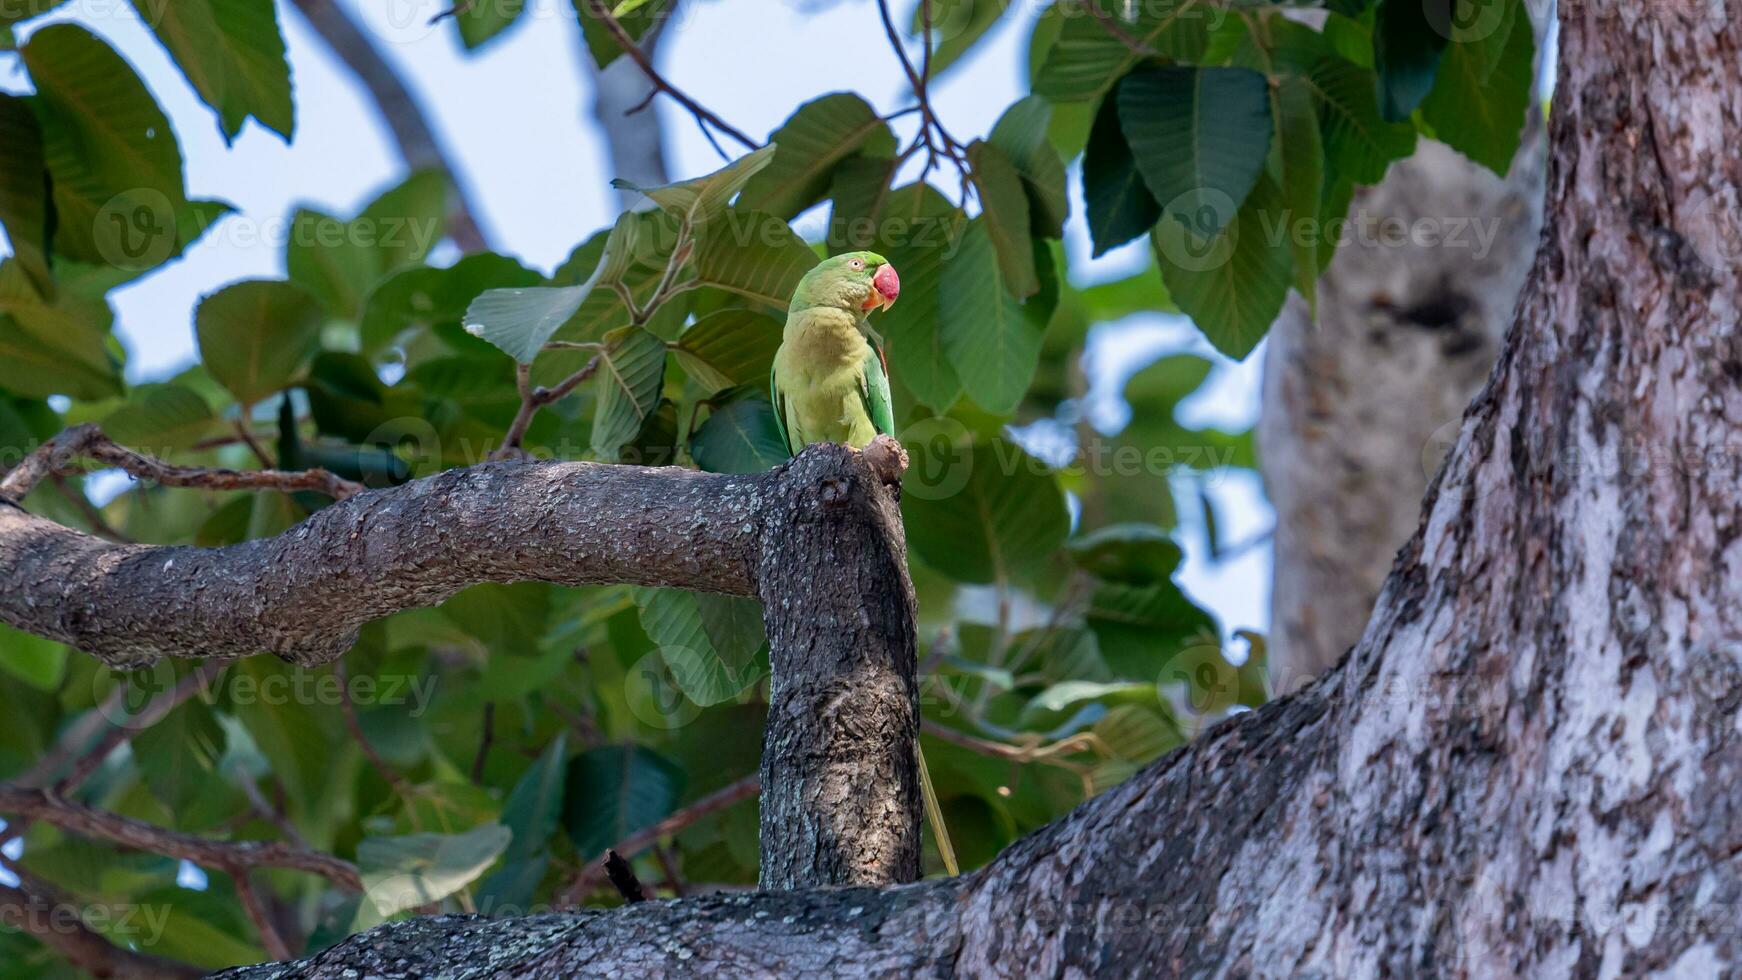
0,0 -> 1530,971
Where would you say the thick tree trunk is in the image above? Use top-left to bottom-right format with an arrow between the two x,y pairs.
1260,7 -> 1550,687
212,4 -> 1742,974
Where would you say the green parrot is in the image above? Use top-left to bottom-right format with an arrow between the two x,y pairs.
769,250 -> 900,454
769,251 -> 959,877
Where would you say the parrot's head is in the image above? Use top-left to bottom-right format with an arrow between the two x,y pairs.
793,251 -> 900,315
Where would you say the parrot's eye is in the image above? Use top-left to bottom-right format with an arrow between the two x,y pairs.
848,258 -> 864,270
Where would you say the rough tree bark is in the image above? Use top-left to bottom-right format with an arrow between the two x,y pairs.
1260,5 -> 1550,687
7,5 -> 1738,975
0,441 -> 920,890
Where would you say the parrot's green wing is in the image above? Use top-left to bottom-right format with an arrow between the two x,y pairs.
770,367 -> 796,457
858,341 -> 894,437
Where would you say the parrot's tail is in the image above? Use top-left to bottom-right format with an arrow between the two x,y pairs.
917,745 -> 959,877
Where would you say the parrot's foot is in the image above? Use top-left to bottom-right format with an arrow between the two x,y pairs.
861,435 -> 907,499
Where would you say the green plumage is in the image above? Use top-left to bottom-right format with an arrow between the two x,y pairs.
770,251 -> 895,456
767,250 -> 960,878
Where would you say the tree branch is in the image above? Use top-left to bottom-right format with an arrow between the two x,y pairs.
577,0 -> 758,153
0,425 -> 363,504
286,0 -> 491,252
0,786 -> 363,891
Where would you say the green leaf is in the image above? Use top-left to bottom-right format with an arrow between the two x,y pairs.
966,140 -> 1038,298
99,384 -> 215,451
289,172 -> 448,320
1117,66 -> 1273,238
0,278 -> 122,400
903,438 -> 1069,584
1081,92 -> 1161,258
463,285 -> 591,364
987,96 -> 1070,239
1153,172 -> 1293,360
1271,79 -> 1325,313
287,208 -> 375,319
1033,0 -> 1215,101
231,659 -> 337,814
873,185 -> 965,410
455,0 -> 527,48
738,93 -> 897,220
574,0 -> 671,68
0,624 -> 67,691
690,391 -> 788,474
0,1 -> 68,29
23,25 -> 190,270
499,738 -> 569,859
911,0 -> 1014,77
614,144 -> 776,230
1374,0 -> 1450,121
196,279 -> 323,404
1421,3 -> 1534,174
1086,581 -> 1217,680
1067,524 -> 1183,586
1305,57 -> 1418,185
635,587 -> 764,705
359,823 -> 514,916
440,583 -> 551,652
132,697 -> 226,817
591,327 -> 667,461
825,154 -> 901,252
939,219 -> 1049,415
360,170 -> 449,271
674,310 -> 781,392
130,0 -> 294,142
0,95 -> 52,296
362,252 -> 542,354
561,744 -> 685,860
692,209 -> 818,308
1093,704 -> 1182,761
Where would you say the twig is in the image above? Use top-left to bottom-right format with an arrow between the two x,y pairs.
234,768 -> 310,851
653,843 -> 685,897
234,411 -> 275,468
921,719 -> 1106,765
560,774 -> 760,902
334,661 -> 410,797
288,0 -> 491,251
0,661 -> 227,853
0,425 -> 364,504
493,355 -> 605,459
1081,0 -> 1157,57
579,0 -> 758,153
470,702 -> 495,785
0,867 -> 204,980
602,849 -> 646,903
0,786 -> 364,891
234,872 -> 293,961
875,0 -> 968,186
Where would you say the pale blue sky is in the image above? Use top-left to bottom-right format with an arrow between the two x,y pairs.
0,0 -> 1270,639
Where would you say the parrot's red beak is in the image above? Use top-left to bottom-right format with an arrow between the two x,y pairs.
863,263 -> 900,312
